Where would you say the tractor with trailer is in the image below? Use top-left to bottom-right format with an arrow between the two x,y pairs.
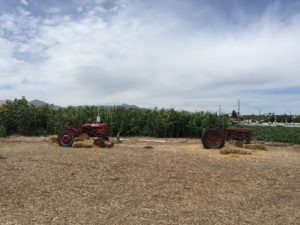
201,126 -> 252,149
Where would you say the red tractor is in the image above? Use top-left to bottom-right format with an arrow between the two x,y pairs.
202,127 -> 252,149
58,122 -> 112,148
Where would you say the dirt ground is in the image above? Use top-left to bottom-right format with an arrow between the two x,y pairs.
0,137 -> 299,225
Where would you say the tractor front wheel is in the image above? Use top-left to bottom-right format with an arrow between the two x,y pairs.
94,137 -> 106,148
58,130 -> 75,147
202,128 -> 225,149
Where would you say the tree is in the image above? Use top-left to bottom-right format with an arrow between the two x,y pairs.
276,115 -> 283,123
0,98 -> 35,135
270,114 -> 276,123
231,110 -> 238,119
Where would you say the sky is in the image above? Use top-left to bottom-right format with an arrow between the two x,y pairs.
0,0 -> 300,114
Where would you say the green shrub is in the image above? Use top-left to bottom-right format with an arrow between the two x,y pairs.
0,125 -> 7,137
239,125 -> 300,144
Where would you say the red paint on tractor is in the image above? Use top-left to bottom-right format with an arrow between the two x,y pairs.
58,122 -> 111,148
202,127 -> 252,149
62,135 -> 71,143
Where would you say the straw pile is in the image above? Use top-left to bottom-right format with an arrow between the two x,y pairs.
72,141 -> 93,148
72,140 -> 94,148
72,133 -> 93,148
220,147 -> 252,155
48,135 -> 58,143
243,144 -> 267,151
74,133 -> 90,141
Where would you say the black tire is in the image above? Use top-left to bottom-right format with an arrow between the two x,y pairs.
58,130 -> 75,147
202,128 -> 225,149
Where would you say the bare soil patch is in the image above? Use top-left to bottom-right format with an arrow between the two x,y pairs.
0,137 -> 299,225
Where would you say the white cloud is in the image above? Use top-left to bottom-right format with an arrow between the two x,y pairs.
20,0 -> 28,6
77,6 -> 84,13
1,1 -> 300,114
46,7 -> 62,14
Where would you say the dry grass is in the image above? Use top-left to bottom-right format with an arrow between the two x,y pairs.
220,146 -> 252,155
266,142 -> 291,147
243,144 -> 268,151
0,137 -> 299,225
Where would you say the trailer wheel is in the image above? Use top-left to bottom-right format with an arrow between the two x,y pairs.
58,130 -> 75,147
202,128 -> 225,149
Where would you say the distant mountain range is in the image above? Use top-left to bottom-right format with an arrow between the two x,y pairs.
0,99 -> 60,109
29,99 -> 48,106
0,99 -> 138,109
29,99 -> 61,109
102,103 -> 138,109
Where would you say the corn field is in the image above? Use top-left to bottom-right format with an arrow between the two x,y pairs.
0,98 -> 227,137
2,98 -> 299,144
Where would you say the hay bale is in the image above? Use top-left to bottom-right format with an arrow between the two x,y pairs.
243,144 -> 267,151
72,140 -> 93,148
74,133 -> 90,142
220,147 -> 252,155
74,137 -> 81,142
79,133 -> 90,140
49,135 -> 58,143
234,140 -> 244,148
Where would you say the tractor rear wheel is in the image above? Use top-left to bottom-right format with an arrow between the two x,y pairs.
58,130 -> 75,147
202,128 -> 225,149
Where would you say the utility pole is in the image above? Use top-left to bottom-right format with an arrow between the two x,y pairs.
286,110 -> 292,123
238,99 -> 240,117
256,107 -> 261,124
